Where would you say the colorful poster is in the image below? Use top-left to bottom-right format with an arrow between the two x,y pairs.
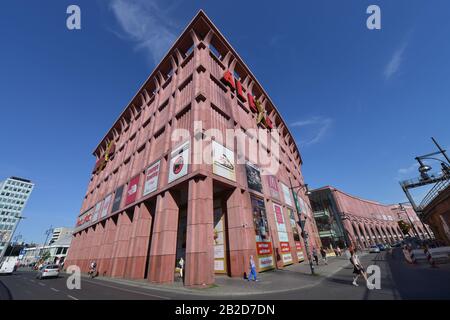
168,141 -> 190,183
125,175 -> 140,206
92,201 -> 102,222
273,203 -> 292,265
143,160 -> 160,196
281,183 -> 293,207
101,194 -> 112,218
288,208 -> 301,241
111,185 -> 124,213
246,162 -> 263,193
212,141 -> 236,181
251,196 -> 274,271
213,207 -> 227,273
267,175 -> 280,199
296,242 -> 305,261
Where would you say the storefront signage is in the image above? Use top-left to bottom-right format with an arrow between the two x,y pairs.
111,185 -> 124,213
92,141 -> 115,174
168,141 -> 190,183
125,175 -> 140,206
76,207 -> 94,229
296,242 -> 305,261
256,242 -> 273,256
222,70 -> 273,129
101,193 -> 112,218
212,141 -> 236,181
273,203 -> 292,265
246,161 -> 263,193
281,183 -> 293,207
143,160 -> 160,196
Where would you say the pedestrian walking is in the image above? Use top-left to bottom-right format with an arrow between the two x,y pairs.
178,257 -> 184,279
336,246 -> 342,256
312,247 -> 319,266
247,255 -> 258,281
320,247 -> 328,265
349,249 -> 368,287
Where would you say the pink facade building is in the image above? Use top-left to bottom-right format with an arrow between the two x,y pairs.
64,11 -> 321,286
309,186 -> 432,249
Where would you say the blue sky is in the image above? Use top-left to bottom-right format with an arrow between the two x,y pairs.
1,0 -> 449,243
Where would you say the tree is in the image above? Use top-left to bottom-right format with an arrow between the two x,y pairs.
398,220 -> 411,235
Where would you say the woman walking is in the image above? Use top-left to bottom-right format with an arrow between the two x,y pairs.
247,255 -> 258,281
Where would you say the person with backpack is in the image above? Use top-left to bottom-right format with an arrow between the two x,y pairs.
350,249 -> 368,286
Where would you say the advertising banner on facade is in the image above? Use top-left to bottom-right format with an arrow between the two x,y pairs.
213,207 -> 227,273
296,242 -> 305,261
246,162 -> 263,193
101,193 -> 112,218
288,208 -> 301,242
125,175 -> 140,206
273,203 -> 292,265
168,141 -> 190,184
143,160 -> 160,196
111,185 -> 124,213
267,175 -> 280,199
212,141 -> 236,181
92,200 -> 102,222
251,196 -> 274,271
281,183 -> 293,207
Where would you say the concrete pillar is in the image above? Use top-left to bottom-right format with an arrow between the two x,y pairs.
110,210 -> 134,277
98,217 -> 118,277
125,203 -> 153,279
184,177 -> 214,286
148,191 -> 179,283
226,188 -> 256,277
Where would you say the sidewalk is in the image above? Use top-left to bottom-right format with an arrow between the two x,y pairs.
90,254 -> 361,297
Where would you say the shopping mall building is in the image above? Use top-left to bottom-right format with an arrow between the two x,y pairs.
65,10 -> 321,286
309,186 -> 433,249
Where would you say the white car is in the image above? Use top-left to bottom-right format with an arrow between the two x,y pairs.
369,245 -> 380,253
36,264 -> 60,279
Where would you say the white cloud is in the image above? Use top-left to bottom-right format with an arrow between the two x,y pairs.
397,162 -> 418,177
291,117 -> 333,146
109,0 -> 178,64
384,42 -> 407,79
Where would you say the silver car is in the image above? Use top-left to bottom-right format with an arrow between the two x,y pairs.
36,264 -> 60,279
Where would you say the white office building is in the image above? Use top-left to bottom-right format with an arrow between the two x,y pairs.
49,227 -> 73,244
0,176 -> 34,259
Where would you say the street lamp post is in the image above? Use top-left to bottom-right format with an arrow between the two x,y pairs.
288,177 -> 315,275
38,225 -> 54,262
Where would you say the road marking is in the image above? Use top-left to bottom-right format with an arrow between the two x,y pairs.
83,279 -> 171,300
38,282 -> 46,287
67,294 -> 79,300
30,280 -> 35,283
50,287 -> 59,292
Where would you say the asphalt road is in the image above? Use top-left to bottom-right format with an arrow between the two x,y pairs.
1,249 -> 449,300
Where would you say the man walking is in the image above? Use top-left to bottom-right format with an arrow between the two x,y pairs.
312,247 -> 319,266
320,247 -> 328,265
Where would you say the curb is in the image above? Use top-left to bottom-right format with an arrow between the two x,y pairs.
78,257 -> 355,297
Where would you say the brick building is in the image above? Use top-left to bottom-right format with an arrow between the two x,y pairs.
64,11 -> 321,286
309,186 -> 431,249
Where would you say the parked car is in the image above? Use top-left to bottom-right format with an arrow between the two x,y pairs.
36,264 -> 60,279
369,245 -> 380,253
377,244 -> 386,251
